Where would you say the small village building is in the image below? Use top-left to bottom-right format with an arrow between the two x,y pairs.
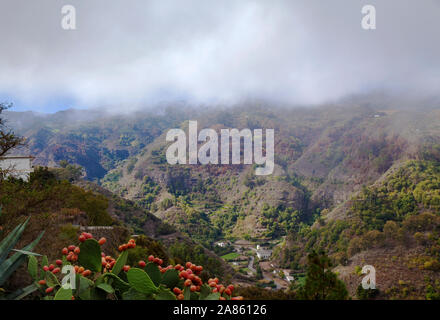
215,241 -> 230,248
256,248 -> 272,260
256,244 -> 272,260
283,270 -> 294,282
0,156 -> 34,181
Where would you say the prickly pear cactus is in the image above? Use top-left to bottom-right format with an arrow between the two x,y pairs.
27,232 -> 243,301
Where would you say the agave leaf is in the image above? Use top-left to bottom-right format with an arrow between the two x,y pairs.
0,217 -> 30,264
4,283 -> 39,300
0,230 -> 44,286
12,249 -> 41,256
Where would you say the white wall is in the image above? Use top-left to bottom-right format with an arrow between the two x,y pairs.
0,158 -> 33,181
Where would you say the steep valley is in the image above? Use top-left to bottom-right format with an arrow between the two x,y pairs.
5,98 -> 440,298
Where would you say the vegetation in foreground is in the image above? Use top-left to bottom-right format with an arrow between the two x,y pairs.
25,231 -> 243,300
0,210 -> 44,299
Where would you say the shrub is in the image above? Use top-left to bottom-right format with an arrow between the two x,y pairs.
333,251 -> 348,266
160,198 -> 173,211
348,237 -> 365,256
356,284 -> 379,300
423,259 -> 440,271
383,220 -> 399,240
363,230 -> 385,248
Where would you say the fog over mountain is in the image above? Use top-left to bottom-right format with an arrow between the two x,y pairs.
0,0 -> 439,112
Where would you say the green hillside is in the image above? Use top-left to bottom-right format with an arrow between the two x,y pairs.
5,99 -> 440,299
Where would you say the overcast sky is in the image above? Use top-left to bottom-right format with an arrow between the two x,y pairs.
0,0 -> 439,112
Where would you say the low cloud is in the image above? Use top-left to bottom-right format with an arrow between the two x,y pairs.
0,0 -> 439,112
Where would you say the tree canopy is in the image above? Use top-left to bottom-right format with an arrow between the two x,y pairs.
0,102 -> 23,156
298,251 -> 349,300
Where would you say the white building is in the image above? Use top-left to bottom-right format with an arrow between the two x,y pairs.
0,156 -> 34,181
256,248 -> 272,260
283,270 -> 294,282
255,244 -> 272,260
215,241 -> 230,248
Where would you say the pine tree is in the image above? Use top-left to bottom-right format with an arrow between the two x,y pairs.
297,250 -> 349,300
